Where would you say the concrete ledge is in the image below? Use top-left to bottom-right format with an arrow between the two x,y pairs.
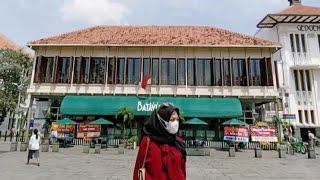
10,142 -> 17,152
186,148 -> 210,156
20,142 -> 28,152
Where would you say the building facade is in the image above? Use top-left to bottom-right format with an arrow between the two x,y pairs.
27,26 -> 280,140
256,0 -> 320,140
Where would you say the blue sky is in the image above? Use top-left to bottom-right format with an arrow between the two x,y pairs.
1,0 -> 320,46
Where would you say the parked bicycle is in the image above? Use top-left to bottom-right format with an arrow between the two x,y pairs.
290,138 -> 306,154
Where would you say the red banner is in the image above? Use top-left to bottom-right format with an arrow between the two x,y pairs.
78,124 -> 100,132
51,123 -> 75,133
250,126 -> 278,142
224,126 -> 249,142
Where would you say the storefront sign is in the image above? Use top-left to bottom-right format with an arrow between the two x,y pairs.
251,126 -> 278,142
77,124 -> 100,138
51,122 -> 75,133
223,126 -> 249,142
136,101 -> 160,112
297,25 -> 320,31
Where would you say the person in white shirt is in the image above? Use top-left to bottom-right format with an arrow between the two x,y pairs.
308,130 -> 315,150
27,129 -> 41,166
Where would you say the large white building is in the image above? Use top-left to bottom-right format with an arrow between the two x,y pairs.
256,0 -> 320,140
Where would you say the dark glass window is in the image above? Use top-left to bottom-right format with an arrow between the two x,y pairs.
233,59 -> 246,86
177,58 -> 186,85
266,58 -> 273,86
143,58 -> 151,78
223,59 -> 231,86
55,57 -> 71,83
126,58 -> 141,85
89,57 -> 105,84
294,70 -> 299,91
187,58 -> 195,86
196,59 -> 212,86
295,34 -> 301,53
73,57 -> 81,83
151,58 -> 159,85
304,110 -> 309,124
116,57 -> 125,84
161,58 -> 176,85
306,70 -> 312,91
301,34 -> 307,53
250,59 -> 261,86
299,70 -> 305,91
107,57 -> 115,84
214,59 -> 222,86
298,110 -> 303,124
290,34 -> 295,52
79,57 -> 90,83
34,56 -> 54,83
318,35 -> 320,52
311,110 -> 315,124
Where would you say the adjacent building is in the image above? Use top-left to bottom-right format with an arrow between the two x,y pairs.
27,26 -> 280,140
256,0 -> 320,140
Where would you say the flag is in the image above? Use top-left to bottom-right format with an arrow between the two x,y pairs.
141,74 -> 152,89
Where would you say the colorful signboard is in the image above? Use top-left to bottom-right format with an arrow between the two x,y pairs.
223,126 -> 249,142
77,124 -> 100,138
51,122 -> 75,133
250,126 -> 278,142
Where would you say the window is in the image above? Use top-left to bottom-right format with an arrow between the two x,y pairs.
151,58 -> 159,85
177,58 -> 186,85
143,58 -> 151,78
196,59 -> 212,86
55,57 -> 71,83
34,56 -> 54,83
116,57 -> 125,84
301,34 -> 306,53
223,59 -> 231,86
290,34 -> 295,53
187,58 -> 195,86
214,59 -> 222,86
107,57 -> 115,84
266,58 -> 273,86
232,59 -> 246,86
161,58 -> 176,85
318,35 -> 320,52
304,110 -> 309,124
298,110 -> 303,124
250,59 -> 261,86
89,57 -> 105,84
274,61 -> 279,88
306,70 -> 312,91
126,58 -> 141,85
299,70 -> 305,91
294,70 -> 299,91
311,110 -> 315,124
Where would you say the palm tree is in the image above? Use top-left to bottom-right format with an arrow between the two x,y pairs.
116,107 -> 134,141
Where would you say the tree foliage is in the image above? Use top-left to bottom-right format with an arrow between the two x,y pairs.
0,48 -> 32,123
116,107 -> 134,139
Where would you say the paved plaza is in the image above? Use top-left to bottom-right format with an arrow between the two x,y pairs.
0,142 -> 319,180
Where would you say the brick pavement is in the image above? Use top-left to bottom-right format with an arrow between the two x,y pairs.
0,142 -> 319,180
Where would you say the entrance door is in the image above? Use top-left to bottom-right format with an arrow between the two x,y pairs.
300,128 -> 316,142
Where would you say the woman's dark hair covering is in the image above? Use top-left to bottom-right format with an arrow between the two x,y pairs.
33,129 -> 39,140
141,103 -> 186,158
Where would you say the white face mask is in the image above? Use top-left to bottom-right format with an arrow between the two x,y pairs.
157,113 -> 179,134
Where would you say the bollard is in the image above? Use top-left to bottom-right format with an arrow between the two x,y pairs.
20,142 -> 28,152
118,144 -> 125,154
229,146 -> 235,157
83,144 -> 90,153
308,147 -> 316,159
278,146 -> 286,158
287,146 -> 294,155
4,131 -> 7,142
41,142 -> 49,152
254,148 -> 262,158
52,143 -> 59,152
94,144 -> 101,154
10,142 -> 18,151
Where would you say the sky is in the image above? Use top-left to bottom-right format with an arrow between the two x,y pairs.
1,0 -> 320,47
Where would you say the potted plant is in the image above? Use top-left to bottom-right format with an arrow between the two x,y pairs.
116,107 -> 134,153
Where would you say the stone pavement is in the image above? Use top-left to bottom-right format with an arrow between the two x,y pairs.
0,142 -> 319,180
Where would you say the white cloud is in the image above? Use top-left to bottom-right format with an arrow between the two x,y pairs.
60,0 -> 129,24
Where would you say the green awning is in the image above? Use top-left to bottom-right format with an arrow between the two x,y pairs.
183,118 -> 208,125
56,118 -> 77,125
89,118 -> 114,125
60,96 -> 242,118
222,118 -> 248,126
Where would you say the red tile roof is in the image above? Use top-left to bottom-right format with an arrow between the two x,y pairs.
277,4 -> 320,15
0,33 -> 21,51
28,26 -> 280,48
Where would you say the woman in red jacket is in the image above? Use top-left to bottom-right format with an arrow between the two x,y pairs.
133,103 -> 186,180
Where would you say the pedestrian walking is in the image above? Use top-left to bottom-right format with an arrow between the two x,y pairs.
308,130 -> 315,150
27,129 -> 41,166
133,103 -> 186,180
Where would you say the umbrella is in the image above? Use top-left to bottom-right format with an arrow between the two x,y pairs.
183,118 -> 208,125
222,118 -> 248,126
56,118 -> 77,125
89,118 -> 114,125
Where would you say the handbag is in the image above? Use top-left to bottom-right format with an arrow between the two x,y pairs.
138,137 -> 150,180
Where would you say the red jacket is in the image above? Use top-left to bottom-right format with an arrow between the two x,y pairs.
133,136 -> 186,180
